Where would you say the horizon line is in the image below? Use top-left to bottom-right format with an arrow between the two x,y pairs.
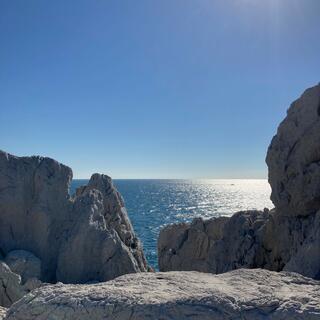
72,177 -> 269,180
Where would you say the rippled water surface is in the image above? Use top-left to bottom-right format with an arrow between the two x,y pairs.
70,179 -> 273,270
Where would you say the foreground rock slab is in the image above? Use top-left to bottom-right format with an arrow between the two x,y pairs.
5,269 -> 320,320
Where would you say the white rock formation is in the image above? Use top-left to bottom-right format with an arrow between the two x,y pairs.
0,151 -> 148,287
5,269 -> 320,320
0,152 -> 72,282
72,174 -> 147,273
56,189 -> 145,283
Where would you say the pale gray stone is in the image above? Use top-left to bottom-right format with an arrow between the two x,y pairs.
56,189 -> 144,283
5,250 -> 41,284
0,151 -> 148,287
158,210 -> 270,273
73,174 -> 148,273
5,269 -> 320,320
159,208 -> 320,279
0,152 -> 72,282
0,261 -> 42,308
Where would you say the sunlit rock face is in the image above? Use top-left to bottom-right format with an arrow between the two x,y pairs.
5,269 -> 320,320
266,84 -> 320,216
158,211 -> 269,273
0,152 -> 72,282
159,84 -> 320,279
0,150 -> 148,290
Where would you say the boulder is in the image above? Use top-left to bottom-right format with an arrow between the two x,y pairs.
266,83 -> 320,216
0,262 -> 25,308
5,251 -> 41,284
158,216 -> 228,272
0,261 -> 41,308
0,151 -> 148,286
4,269 -> 320,320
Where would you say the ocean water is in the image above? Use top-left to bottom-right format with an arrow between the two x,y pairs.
70,179 -> 273,270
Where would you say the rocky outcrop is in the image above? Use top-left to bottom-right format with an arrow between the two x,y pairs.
158,210 -> 270,273
266,84 -> 320,216
159,208 -> 320,279
158,84 -> 320,279
0,150 -> 148,288
72,174 -> 147,273
261,209 -> 320,278
5,269 -> 320,320
56,188 -> 146,283
0,152 -> 72,282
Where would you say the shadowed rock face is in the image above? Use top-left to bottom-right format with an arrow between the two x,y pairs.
158,84 -> 320,279
0,260 -> 41,308
5,269 -> 320,320
0,151 -> 148,286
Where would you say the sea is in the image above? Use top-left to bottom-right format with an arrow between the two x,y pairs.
70,179 -> 273,270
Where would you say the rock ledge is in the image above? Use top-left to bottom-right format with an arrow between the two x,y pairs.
5,269 -> 320,320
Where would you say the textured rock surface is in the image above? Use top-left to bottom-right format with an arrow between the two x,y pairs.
5,269 -> 320,320
0,261 -> 41,308
71,174 -> 148,274
262,209 -> 320,279
0,262 -> 25,308
5,251 -> 41,284
56,188 -> 146,283
159,208 -> 320,279
158,210 -> 270,273
0,150 -> 148,286
266,84 -> 320,216
0,152 -> 72,282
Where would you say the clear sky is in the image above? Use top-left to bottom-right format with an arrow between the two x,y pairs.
0,0 -> 319,179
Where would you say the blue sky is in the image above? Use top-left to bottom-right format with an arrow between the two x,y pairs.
0,0 -> 319,179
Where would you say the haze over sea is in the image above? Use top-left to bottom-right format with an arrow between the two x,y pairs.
71,179 -> 272,270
